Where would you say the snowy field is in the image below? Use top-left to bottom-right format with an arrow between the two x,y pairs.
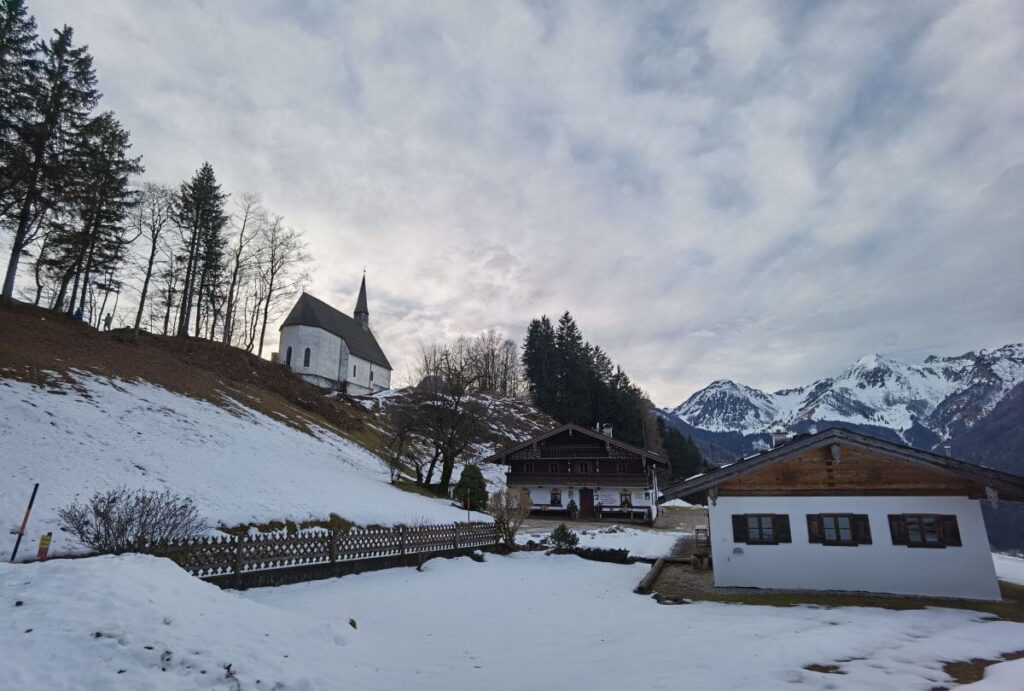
994,553 -> 1024,586
519,523 -> 683,559
0,373 -> 485,557
4,552 -> 1024,690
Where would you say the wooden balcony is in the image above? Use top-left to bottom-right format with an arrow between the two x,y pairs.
508,473 -> 649,487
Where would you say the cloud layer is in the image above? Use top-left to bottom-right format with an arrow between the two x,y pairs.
32,1 -> 1024,405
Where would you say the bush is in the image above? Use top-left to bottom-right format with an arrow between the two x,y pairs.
453,464 -> 488,511
58,487 -> 207,554
489,487 -> 532,547
550,523 -> 579,550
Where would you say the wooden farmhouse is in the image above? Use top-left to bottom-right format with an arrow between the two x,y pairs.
661,428 -> 1024,600
482,424 -> 668,523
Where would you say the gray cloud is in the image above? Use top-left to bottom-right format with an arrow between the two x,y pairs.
31,0 -> 1024,405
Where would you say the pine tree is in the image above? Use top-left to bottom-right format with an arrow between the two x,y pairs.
175,162 -> 228,337
47,112 -> 143,318
656,417 -> 704,480
1,25 -> 98,305
522,315 -> 557,410
0,0 -> 40,213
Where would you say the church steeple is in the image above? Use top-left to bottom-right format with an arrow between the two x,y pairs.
354,272 -> 369,331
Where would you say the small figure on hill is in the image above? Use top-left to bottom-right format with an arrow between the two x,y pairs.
73,307 -> 83,322
103,313 -> 113,331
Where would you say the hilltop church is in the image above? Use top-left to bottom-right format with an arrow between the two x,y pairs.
277,276 -> 392,395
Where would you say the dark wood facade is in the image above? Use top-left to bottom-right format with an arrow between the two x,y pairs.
482,424 -> 668,521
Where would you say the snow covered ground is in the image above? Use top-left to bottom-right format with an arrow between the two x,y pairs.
0,373 -> 485,557
994,553 -> 1024,586
4,552 -> 1024,690
519,523 -> 684,559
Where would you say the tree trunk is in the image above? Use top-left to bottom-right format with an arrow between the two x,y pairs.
134,239 -> 159,332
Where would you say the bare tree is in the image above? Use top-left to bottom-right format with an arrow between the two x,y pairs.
489,487 -> 532,548
414,338 -> 485,492
252,215 -> 310,357
131,183 -> 175,334
382,397 -> 423,483
221,192 -> 265,345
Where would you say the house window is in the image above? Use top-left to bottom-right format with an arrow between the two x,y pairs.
550,489 -> 562,506
579,461 -> 590,473
549,462 -> 558,473
303,347 -> 311,367
889,514 -> 961,548
353,365 -> 357,377
732,514 -> 791,545
807,514 -> 871,546
619,489 -> 632,507
617,462 -> 627,473
285,346 -> 292,366
370,370 -> 374,382
524,462 -> 533,473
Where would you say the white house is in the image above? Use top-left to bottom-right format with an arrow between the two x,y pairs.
482,424 -> 668,524
661,428 -> 1024,601
277,277 -> 392,395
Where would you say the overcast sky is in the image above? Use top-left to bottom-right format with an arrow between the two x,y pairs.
32,1 -> 1024,406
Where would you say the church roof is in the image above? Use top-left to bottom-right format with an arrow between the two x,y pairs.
280,292 -> 392,370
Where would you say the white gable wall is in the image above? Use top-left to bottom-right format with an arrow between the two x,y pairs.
709,495 -> 1000,600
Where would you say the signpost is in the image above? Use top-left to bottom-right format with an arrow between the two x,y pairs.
10,483 -> 40,563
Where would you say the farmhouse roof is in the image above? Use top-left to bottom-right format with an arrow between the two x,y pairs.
280,292 -> 392,370
480,423 -> 669,467
661,427 -> 1024,502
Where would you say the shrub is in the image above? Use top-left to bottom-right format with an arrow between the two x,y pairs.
488,487 -> 532,548
453,464 -> 488,511
58,487 -> 207,554
550,523 -> 579,550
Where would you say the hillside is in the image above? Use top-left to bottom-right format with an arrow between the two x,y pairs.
0,304 -> 548,557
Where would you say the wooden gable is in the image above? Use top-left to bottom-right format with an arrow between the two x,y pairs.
718,443 -> 981,498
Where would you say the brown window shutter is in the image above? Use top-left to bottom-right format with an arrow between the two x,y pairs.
806,515 -> 823,543
889,515 -> 908,545
939,515 -> 962,547
774,514 -> 791,543
852,515 -> 872,545
732,515 -> 747,543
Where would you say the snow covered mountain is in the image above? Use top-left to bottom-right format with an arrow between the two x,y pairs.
666,344 -> 1024,449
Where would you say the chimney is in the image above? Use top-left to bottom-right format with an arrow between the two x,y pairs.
600,424 -> 614,438
771,430 -> 792,448
944,445 -> 952,458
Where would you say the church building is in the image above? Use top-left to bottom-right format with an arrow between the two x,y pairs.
277,276 -> 392,395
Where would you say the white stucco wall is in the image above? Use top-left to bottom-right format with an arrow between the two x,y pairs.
278,325 -> 346,389
522,485 -> 655,509
278,326 -> 391,394
709,495 -> 1000,600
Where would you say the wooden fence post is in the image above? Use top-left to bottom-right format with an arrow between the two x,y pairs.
330,528 -> 339,564
453,523 -> 460,551
233,535 -> 244,589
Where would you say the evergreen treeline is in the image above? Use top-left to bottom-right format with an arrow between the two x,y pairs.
1,1 -> 310,351
522,311 -> 703,480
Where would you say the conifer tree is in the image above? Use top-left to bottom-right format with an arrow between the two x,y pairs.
1,24 -> 98,305
0,0 -> 40,213
174,162 -> 228,337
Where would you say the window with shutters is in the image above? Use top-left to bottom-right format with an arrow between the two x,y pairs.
806,514 -> 871,546
550,489 -> 562,506
889,514 -> 961,548
524,462 -> 533,473
619,489 -> 632,507
579,461 -> 590,473
549,462 -> 558,473
617,462 -> 627,474
732,514 -> 791,545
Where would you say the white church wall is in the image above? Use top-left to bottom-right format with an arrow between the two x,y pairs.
344,353 -> 388,395
278,325 -> 345,389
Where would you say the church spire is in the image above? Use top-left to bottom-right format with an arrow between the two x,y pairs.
354,271 -> 369,330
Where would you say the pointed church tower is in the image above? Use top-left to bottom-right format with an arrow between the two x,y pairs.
354,273 -> 370,331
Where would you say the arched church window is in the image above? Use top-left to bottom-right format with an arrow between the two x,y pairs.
303,348 -> 311,367
285,346 -> 292,366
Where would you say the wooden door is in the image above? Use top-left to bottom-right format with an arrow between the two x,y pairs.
579,488 -> 594,518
